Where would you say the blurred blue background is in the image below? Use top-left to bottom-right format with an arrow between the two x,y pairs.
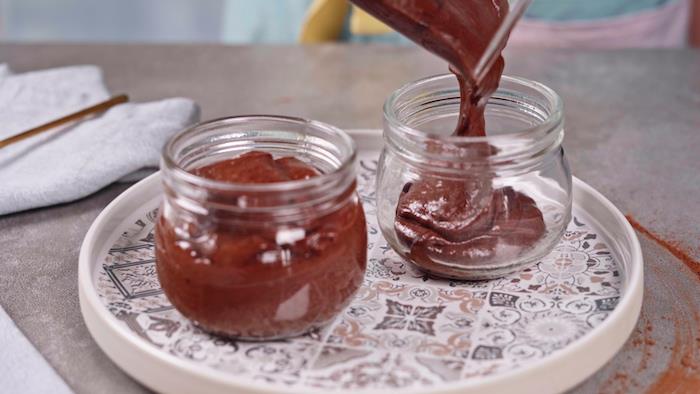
0,0 -> 312,43
0,0 -> 695,46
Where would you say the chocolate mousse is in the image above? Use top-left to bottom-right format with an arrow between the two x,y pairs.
350,0 -> 545,275
155,151 -> 367,339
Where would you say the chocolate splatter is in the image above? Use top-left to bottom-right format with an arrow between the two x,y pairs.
626,215 -> 700,279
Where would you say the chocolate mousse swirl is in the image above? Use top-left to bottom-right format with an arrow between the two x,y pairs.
351,0 -> 546,274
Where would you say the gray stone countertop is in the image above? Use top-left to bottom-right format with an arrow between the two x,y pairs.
0,43 -> 699,393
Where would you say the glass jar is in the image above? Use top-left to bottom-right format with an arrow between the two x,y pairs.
156,116 -> 367,340
377,75 -> 571,280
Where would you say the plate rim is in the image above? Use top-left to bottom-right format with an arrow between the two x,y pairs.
79,129 -> 643,394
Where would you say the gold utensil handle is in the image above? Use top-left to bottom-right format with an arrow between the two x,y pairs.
0,94 -> 129,150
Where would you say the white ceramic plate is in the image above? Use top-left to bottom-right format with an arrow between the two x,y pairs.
79,130 -> 643,394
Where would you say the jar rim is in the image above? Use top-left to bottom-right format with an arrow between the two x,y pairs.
383,74 -> 563,144
161,115 -> 357,193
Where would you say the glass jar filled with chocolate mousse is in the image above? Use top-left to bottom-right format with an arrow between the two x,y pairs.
156,116 -> 367,340
377,74 -> 572,280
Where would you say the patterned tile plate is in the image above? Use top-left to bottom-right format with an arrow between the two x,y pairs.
79,130 -> 643,394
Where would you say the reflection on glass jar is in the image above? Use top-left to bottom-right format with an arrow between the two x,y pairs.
377,75 -> 572,280
156,116 -> 367,340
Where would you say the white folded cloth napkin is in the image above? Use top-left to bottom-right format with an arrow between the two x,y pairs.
0,64 -> 200,216
0,305 -> 73,394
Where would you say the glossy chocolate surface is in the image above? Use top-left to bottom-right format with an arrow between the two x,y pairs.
156,152 -> 367,339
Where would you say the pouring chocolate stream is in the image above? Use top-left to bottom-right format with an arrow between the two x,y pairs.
350,0 -> 509,136
350,0 -> 546,275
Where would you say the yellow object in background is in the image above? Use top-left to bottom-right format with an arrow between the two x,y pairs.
299,0 -> 392,43
349,7 -> 392,35
299,0 -> 348,43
